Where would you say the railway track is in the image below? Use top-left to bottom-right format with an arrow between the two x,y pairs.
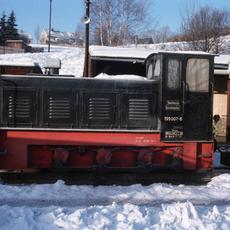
0,168 -> 228,185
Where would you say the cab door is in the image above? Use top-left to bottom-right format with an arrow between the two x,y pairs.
161,57 -> 184,141
182,58 -> 212,140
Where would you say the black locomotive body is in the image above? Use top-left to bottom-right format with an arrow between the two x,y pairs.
0,52 -> 214,171
0,76 -> 158,130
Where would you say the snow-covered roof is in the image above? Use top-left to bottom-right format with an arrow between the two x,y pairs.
215,55 -> 230,65
89,46 -> 155,59
89,45 -> 211,59
0,61 -> 39,67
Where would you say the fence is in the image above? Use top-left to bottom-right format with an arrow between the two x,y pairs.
0,46 -> 24,54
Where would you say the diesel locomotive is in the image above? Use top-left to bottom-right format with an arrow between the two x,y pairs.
0,51 -> 214,172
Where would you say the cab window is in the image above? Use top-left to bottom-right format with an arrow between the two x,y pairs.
153,59 -> 160,79
167,59 -> 180,89
147,62 -> 153,79
186,59 -> 209,92
147,58 -> 161,80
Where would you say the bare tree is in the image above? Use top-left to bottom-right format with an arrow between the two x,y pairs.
74,23 -> 84,46
34,25 -> 41,44
181,4 -> 230,53
151,26 -> 174,43
211,9 -> 230,53
90,0 -> 153,46
90,0 -> 104,45
90,0 -> 120,46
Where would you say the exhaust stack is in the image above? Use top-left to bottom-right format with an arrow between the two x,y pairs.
83,0 -> 90,77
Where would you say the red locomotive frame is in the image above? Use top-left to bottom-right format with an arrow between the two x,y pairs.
0,130 -> 213,171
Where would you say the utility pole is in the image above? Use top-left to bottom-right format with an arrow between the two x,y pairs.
83,0 -> 90,77
48,0 -> 53,52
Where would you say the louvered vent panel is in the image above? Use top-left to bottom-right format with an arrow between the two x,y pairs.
48,97 -> 71,119
89,97 -> 111,120
128,99 -> 149,120
8,96 -> 31,119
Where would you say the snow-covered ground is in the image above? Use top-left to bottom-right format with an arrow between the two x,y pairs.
0,44 -> 230,229
1,174 -> 230,229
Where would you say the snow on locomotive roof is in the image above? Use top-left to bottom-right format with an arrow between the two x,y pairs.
89,45 -> 211,59
95,73 -> 147,80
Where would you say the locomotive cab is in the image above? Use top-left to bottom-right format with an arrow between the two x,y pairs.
146,52 -> 214,142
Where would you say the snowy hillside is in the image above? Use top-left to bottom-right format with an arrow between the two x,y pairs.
136,35 -> 230,55
0,46 -> 85,77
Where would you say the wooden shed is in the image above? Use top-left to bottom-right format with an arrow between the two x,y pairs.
213,57 -> 230,143
89,46 -> 150,77
0,63 -> 43,75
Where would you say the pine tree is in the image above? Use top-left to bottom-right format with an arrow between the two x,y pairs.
0,12 -> 7,45
5,11 -> 19,40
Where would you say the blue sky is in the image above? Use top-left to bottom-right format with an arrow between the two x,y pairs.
0,0 -> 229,40
155,0 -> 230,31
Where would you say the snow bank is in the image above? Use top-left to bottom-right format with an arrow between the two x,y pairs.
2,201 -> 230,230
1,174 -> 230,206
0,175 -> 230,229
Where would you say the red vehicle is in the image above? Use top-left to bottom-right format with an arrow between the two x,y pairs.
0,51 -> 214,172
